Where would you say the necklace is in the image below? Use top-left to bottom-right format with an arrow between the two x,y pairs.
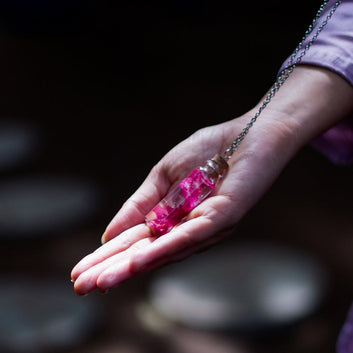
145,0 -> 342,236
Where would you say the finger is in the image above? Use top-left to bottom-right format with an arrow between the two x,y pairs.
71,223 -> 151,281
130,228 -> 233,277
129,215 -> 218,273
74,254 -> 120,295
96,237 -> 156,292
125,192 -> 234,273
124,183 -> 239,276
82,194 -> 235,293
96,220 -> 233,292
102,165 -> 170,244
74,236 -> 157,295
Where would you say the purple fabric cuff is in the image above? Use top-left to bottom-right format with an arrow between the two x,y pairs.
338,305 -> 353,353
311,116 -> 353,165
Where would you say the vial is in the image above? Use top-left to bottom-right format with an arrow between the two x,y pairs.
145,154 -> 228,236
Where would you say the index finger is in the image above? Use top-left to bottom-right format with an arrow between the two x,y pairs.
71,223 -> 152,281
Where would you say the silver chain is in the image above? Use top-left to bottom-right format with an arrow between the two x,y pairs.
223,0 -> 342,161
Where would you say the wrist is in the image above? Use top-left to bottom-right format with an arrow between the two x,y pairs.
261,65 -> 353,148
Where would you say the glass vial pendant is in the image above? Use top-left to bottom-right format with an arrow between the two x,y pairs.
145,154 -> 229,236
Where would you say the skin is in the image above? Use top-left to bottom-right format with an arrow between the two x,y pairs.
71,65 -> 353,295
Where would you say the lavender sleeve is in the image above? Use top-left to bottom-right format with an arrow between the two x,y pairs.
279,0 -> 353,165
279,2 -> 353,352
338,304 -> 353,353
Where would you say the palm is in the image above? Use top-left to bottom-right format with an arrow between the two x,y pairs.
71,110 -> 296,295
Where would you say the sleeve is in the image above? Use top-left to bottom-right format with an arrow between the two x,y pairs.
337,304 -> 353,353
279,0 -> 353,165
282,2 -> 353,351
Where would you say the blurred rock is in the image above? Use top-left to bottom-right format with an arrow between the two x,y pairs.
0,120 -> 40,173
149,242 -> 329,334
0,175 -> 101,238
0,276 -> 102,352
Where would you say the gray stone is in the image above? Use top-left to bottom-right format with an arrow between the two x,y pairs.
0,277 -> 102,352
149,242 -> 328,332
0,120 -> 39,172
0,176 -> 101,238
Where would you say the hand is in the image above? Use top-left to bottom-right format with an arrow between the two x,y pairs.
71,108 -> 298,295
71,66 -> 353,295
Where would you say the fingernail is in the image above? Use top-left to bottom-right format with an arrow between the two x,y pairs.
101,232 -> 106,244
74,290 -> 88,297
70,278 -> 75,283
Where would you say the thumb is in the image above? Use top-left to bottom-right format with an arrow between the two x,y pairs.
102,165 -> 170,243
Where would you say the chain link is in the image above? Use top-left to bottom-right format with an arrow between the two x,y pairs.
223,0 -> 342,161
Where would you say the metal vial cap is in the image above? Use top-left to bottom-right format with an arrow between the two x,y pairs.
204,154 -> 229,179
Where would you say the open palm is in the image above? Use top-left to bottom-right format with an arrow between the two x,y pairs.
71,107 -> 298,295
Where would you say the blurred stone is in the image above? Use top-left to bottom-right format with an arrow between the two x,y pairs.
0,175 -> 101,238
0,277 -> 102,352
0,120 -> 39,173
149,242 -> 328,333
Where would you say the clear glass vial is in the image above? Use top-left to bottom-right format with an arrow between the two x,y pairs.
145,154 -> 228,236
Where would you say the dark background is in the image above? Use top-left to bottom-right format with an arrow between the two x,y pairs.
0,1 -> 352,352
